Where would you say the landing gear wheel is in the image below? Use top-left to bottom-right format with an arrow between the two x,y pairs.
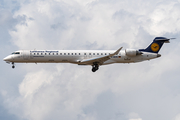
92,68 -> 96,72
12,62 -> 15,69
92,63 -> 99,72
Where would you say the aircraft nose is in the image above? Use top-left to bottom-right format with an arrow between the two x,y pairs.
3,56 -> 12,61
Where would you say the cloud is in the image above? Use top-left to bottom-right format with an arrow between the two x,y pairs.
129,119 -> 142,120
128,112 -> 142,120
143,1 -> 180,35
4,64 -> 111,120
1,0 -> 180,120
174,113 -> 180,120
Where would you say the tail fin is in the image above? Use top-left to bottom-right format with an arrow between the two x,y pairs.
139,37 -> 171,53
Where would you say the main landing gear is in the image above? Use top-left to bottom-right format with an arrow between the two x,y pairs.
92,63 -> 99,72
12,62 -> 15,69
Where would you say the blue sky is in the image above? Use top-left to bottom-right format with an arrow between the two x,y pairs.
1,0 -> 180,120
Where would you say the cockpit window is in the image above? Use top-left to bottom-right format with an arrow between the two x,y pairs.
12,52 -> 20,54
15,52 -> 20,54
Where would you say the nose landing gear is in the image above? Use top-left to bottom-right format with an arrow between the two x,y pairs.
92,63 -> 99,72
12,62 -> 15,69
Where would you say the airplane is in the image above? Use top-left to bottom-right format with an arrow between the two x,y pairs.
3,37 -> 173,72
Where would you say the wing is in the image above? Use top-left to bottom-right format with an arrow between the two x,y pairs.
79,47 -> 123,65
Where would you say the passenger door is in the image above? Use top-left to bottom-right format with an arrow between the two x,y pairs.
23,50 -> 30,60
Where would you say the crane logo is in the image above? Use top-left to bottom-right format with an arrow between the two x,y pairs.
151,43 -> 159,52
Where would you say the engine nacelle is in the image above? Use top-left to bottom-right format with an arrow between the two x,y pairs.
125,49 -> 142,57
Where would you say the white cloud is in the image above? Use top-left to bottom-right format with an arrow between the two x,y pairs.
129,118 -> 142,120
4,64 -> 111,120
143,1 -> 180,35
174,113 -> 180,120
128,112 -> 142,120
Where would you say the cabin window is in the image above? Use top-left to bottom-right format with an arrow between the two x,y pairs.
49,53 -> 51,55
97,53 -> 99,55
37,53 -> 39,55
72,53 -> 73,55
64,53 -> 66,55
93,53 -> 95,55
60,53 -> 62,55
41,53 -> 43,55
101,53 -> 103,55
89,53 -> 91,55
68,53 -> 70,55
79,53 -> 80,55
45,53 -> 46,55
75,53 -> 77,55
105,53 -> 107,55
34,53 -> 35,55
56,53 -> 58,55
84,53 -> 86,55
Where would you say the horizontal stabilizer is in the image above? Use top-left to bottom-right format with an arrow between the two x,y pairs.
154,37 -> 176,43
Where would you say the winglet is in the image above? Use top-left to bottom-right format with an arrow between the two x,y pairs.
115,47 -> 123,55
110,47 -> 123,57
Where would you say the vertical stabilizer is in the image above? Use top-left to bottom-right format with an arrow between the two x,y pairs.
139,37 -> 170,53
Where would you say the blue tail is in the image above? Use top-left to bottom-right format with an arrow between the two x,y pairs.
139,37 -> 170,53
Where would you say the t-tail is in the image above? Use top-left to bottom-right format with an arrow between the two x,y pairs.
139,37 -> 174,53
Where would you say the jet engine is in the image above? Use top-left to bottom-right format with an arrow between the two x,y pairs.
125,49 -> 142,57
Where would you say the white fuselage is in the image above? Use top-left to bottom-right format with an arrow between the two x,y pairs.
4,50 -> 160,65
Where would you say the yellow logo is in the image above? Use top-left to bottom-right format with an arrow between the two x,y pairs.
151,43 -> 159,52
